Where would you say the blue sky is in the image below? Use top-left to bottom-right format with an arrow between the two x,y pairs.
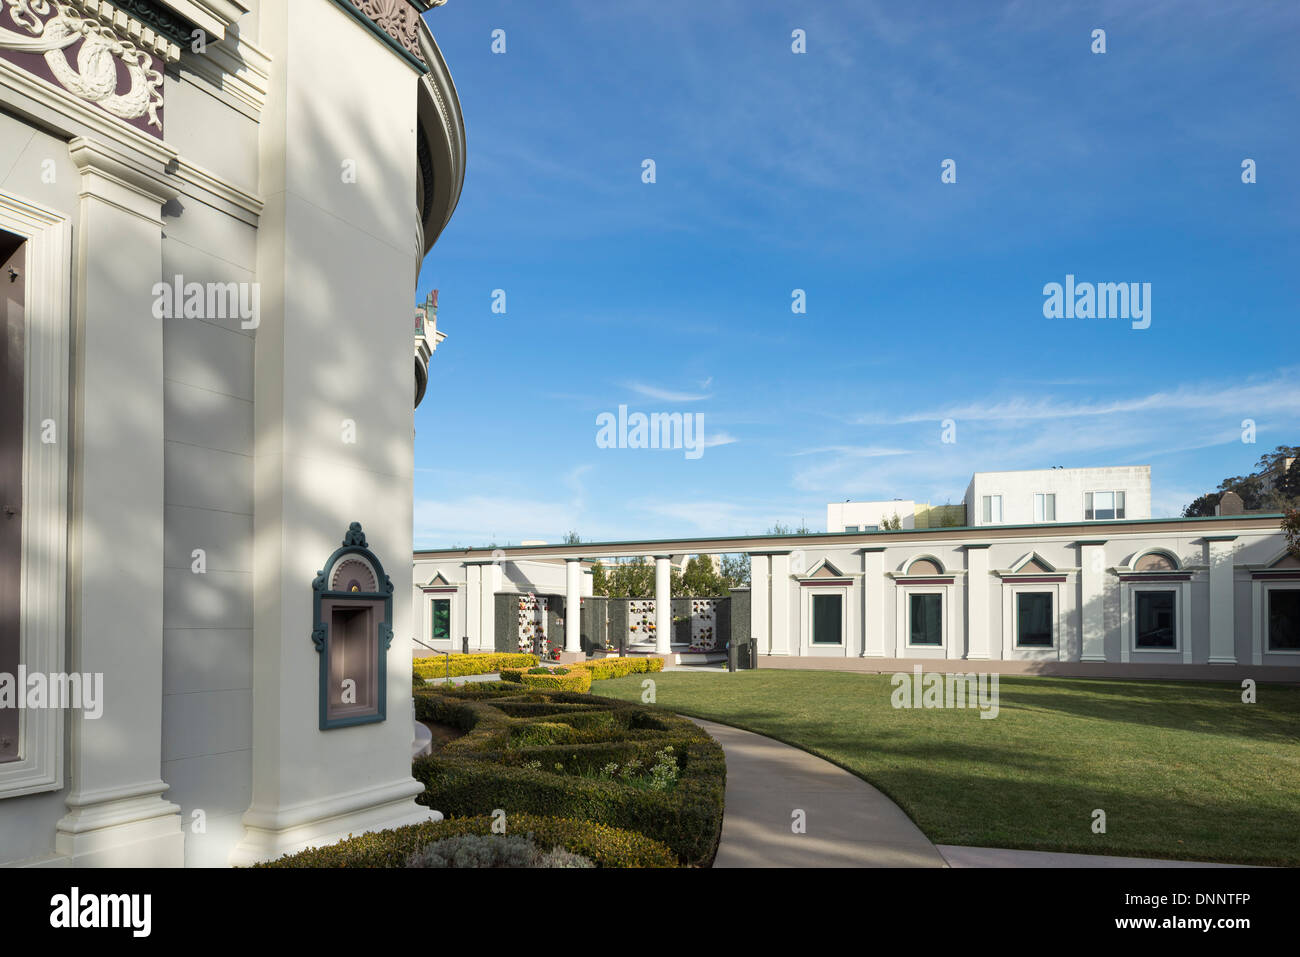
413,0 -> 1299,548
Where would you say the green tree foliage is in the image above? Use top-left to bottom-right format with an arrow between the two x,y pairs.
719,553 -> 750,588
880,512 -> 903,530
589,557 -> 681,598
1184,445 -> 1300,515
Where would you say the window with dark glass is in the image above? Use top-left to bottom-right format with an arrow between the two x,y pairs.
812,594 -> 842,644
909,593 -> 942,645
1268,589 -> 1300,651
1016,592 -> 1053,647
1135,590 -> 1176,648
431,597 -> 451,641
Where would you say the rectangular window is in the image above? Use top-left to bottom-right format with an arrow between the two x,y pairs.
812,594 -> 842,644
909,593 -> 942,645
1016,592 -> 1054,647
1134,591 -> 1176,649
844,525 -> 859,533
1033,493 -> 1055,522
1,233 -> 24,764
1086,490 -> 1125,520
431,598 -> 451,641
981,495 -> 1002,524
1268,589 -> 1300,651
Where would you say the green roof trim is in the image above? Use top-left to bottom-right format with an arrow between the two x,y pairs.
416,513 -> 1286,556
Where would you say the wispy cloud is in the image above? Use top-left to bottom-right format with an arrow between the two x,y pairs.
624,381 -> 712,402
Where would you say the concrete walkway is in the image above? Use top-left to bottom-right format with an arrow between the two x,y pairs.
691,718 -> 947,868
937,845 -> 1250,868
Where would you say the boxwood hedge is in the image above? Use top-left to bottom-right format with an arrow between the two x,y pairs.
412,683 -> 725,866
256,812 -> 677,868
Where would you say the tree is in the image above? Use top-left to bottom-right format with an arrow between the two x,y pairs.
880,512 -> 902,530
1184,445 -> 1300,515
680,556 -> 726,597
768,520 -> 812,535
1284,507 -> 1300,558
562,531 -> 581,545
590,557 -> 681,597
719,554 -> 750,588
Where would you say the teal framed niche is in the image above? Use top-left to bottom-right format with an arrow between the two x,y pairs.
311,523 -> 394,731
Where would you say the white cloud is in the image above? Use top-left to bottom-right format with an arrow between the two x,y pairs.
624,381 -> 712,403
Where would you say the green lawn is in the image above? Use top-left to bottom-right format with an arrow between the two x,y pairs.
595,670 -> 1300,866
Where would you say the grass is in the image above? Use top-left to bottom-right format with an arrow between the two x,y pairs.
596,669 -> 1300,866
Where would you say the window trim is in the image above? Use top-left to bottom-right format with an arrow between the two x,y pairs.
898,586 -> 949,653
798,583 -> 849,653
1120,581 -> 1189,661
0,191 -> 71,798
1085,489 -> 1127,521
1033,492 -> 1056,523
810,593 -> 844,646
1255,582 -> 1300,658
1001,584 -> 1063,659
981,494 -> 1002,524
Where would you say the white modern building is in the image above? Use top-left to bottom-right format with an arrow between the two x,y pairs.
828,500 -> 918,531
964,466 -> 1151,526
1,0 -> 464,867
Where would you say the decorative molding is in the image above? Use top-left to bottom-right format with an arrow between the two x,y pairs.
0,189 -> 71,800
74,0 -> 187,54
170,154 -> 264,225
178,26 -> 269,119
0,0 -> 170,134
329,0 -> 427,72
154,0 -> 246,40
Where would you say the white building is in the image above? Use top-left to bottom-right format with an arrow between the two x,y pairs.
964,466 -> 1151,526
1,0 -> 464,867
828,500 -> 917,531
414,512 -> 1300,678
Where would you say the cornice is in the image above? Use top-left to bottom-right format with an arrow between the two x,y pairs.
154,0 -> 248,40
181,28 -> 271,119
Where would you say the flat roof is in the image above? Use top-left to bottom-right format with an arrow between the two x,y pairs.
414,512 -> 1285,561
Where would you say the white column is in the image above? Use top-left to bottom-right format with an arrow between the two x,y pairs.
1079,541 -> 1108,662
466,564 -> 482,649
565,558 -> 582,652
654,556 -> 672,654
1207,538 -> 1237,663
481,563 -> 501,652
965,545 -> 991,660
770,553 -> 791,655
55,139 -> 184,866
862,549 -> 886,657
750,555 -> 770,655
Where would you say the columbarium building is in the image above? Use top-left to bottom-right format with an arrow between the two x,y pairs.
1,0 -> 464,867
413,512 -> 1300,679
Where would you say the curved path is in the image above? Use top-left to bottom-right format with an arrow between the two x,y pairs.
691,718 -> 946,868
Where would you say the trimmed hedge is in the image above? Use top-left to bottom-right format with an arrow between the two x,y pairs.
256,812 -> 677,868
414,652 -> 538,679
572,657 -> 665,681
500,667 -> 593,693
410,684 -> 725,866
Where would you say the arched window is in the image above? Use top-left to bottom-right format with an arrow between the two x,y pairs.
1134,551 -> 1177,572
